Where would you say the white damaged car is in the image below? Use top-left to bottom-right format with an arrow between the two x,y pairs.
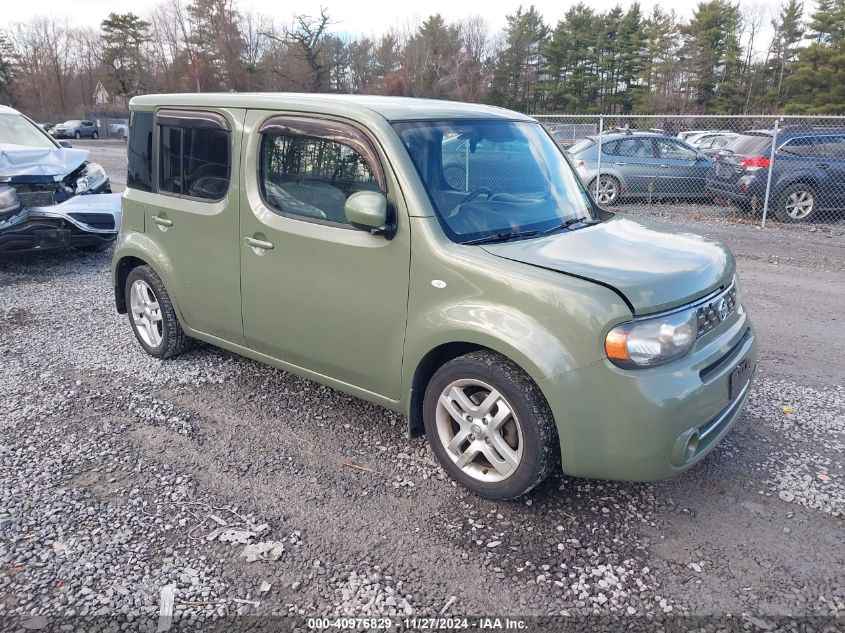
0,105 -> 121,255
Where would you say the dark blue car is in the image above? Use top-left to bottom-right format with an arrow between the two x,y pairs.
706,126 -> 845,222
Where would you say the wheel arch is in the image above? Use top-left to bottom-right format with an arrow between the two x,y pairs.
406,339 -> 558,438
112,245 -> 187,329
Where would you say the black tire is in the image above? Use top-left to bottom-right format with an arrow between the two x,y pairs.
74,131 -> 81,140
92,130 -> 98,139
775,182 -> 819,223
423,350 -> 559,500
125,265 -> 192,359
76,241 -> 113,253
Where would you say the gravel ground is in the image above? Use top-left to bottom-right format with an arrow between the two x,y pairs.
0,143 -> 843,630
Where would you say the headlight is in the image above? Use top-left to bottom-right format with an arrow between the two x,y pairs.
0,185 -> 22,221
75,163 -> 107,193
605,307 -> 698,368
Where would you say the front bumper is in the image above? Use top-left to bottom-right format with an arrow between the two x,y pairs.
0,190 -> 121,256
539,308 -> 757,481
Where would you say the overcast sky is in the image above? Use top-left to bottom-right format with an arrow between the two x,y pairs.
2,0 -> 788,40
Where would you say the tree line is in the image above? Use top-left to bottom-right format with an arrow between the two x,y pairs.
0,0 -> 843,123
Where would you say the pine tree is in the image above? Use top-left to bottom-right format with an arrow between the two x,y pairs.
680,1 -> 743,112
786,0 -> 845,113
100,13 -> 151,96
489,5 -> 548,112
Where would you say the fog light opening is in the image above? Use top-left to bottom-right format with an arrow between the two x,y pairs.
684,431 -> 701,462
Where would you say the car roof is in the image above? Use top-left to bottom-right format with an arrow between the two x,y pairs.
0,105 -> 21,115
130,93 -> 534,123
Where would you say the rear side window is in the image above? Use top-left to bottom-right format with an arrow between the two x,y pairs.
812,135 -> 845,158
778,137 -> 816,158
612,138 -> 655,158
158,121 -> 230,201
127,111 -> 153,192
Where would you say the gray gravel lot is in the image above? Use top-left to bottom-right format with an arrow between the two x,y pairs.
0,142 -> 843,629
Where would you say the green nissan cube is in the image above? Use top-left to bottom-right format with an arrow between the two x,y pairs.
113,94 -> 756,500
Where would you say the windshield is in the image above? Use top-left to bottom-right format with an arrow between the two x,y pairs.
392,120 -> 595,243
0,113 -> 59,149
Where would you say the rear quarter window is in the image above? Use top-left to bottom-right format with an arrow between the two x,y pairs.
127,111 -> 153,192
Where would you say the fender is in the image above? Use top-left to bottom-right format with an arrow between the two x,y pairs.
111,232 -> 189,329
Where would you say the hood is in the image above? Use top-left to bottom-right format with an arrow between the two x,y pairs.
0,143 -> 90,180
482,216 -> 734,315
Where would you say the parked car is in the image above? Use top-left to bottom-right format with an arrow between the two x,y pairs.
52,119 -> 99,140
706,126 -> 845,222
0,105 -> 120,255
113,94 -> 755,500
109,119 -> 129,140
692,132 -> 739,159
545,123 -> 598,149
38,122 -> 56,133
567,131 -> 714,205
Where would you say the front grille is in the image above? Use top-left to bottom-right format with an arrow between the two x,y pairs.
696,284 -> 737,336
13,183 -> 64,208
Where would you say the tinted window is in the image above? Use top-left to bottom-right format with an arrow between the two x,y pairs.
259,134 -> 378,225
127,111 -> 153,192
655,138 -> 697,160
778,137 -> 816,157
729,134 -> 772,156
158,124 -> 230,200
811,135 -> 845,158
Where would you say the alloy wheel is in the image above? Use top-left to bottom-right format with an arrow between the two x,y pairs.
594,177 -> 618,205
129,279 -> 163,348
435,378 -> 524,482
784,190 -> 814,220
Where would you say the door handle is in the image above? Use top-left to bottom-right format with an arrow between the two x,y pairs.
614,162 -> 628,166
243,236 -> 274,251
152,216 -> 173,227
659,164 -> 670,168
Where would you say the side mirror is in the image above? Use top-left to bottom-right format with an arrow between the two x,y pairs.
345,191 -> 395,238
59,141 -> 73,148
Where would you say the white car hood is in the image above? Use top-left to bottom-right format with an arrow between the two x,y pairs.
0,143 -> 90,180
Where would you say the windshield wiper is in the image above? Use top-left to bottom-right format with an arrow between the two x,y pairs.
462,230 -> 539,245
541,217 -> 598,235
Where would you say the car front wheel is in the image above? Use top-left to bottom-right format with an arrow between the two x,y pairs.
74,131 -> 81,140
423,350 -> 558,500
589,175 -> 620,206
92,130 -> 98,139
125,266 -> 192,359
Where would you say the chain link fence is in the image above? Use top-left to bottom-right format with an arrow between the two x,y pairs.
535,114 -> 845,229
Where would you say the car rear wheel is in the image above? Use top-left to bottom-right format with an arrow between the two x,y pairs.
92,131 -> 98,139
588,175 -> 620,206
423,350 -> 558,500
125,266 -> 192,359
776,183 -> 818,223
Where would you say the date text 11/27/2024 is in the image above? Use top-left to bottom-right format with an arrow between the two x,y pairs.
306,616 -> 528,630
